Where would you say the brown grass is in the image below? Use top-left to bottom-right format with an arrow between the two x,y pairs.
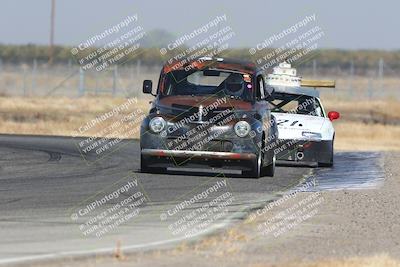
323,99 -> 400,121
322,98 -> 400,151
334,121 -> 400,151
250,254 -> 400,267
0,96 -> 151,137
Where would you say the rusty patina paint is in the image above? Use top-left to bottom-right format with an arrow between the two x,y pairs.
159,95 -> 252,110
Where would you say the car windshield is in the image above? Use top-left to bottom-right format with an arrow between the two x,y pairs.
161,69 -> 254,101
270,93 -> 324,117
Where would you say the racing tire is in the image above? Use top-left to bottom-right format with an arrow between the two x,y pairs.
243,132 -> 276,178
243,150 -> 263,179
318,159 -> 333,167
318,142 -> 334,167
262,155 -> 275,177
140,154 -> 164,174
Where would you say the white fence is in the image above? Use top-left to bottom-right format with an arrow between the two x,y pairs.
0,60 -> 399,100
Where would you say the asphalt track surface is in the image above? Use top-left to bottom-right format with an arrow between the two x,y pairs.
0,135 -> 383,265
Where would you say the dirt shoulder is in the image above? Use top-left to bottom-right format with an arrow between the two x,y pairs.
28,152 -> 400,267
119,152 -> 400,267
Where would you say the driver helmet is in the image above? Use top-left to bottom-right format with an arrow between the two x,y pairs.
225,73 -> 244,96
298,98 -> 316,114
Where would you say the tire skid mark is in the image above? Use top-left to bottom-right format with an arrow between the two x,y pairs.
47,151 -> 62,162
298,152 -> 384,191
0,198 -> 23,205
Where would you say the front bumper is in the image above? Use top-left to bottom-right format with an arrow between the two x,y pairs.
275,139 -> 333,166
140,116 -> 268,171
141,148 -> 256,160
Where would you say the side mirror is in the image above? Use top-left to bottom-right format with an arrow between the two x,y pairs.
328,111 -> 340,121
143,80 -> 153,94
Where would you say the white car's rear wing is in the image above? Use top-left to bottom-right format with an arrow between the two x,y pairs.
300,79 -> 336,88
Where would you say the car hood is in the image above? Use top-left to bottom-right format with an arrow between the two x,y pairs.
272,112 -> 330,140
157,95 -> 252,111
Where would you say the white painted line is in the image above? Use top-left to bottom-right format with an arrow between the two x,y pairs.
0,207 -> 250,266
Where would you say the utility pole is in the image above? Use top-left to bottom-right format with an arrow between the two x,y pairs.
32,59 -> 37,95
78,67 -> 85,97
113,65 -> 118,96
48,0 -> 55,65
378,58 -> 384,91
349,60 -> 354,98
312,59 -> 316,78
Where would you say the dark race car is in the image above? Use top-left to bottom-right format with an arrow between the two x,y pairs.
140,57 -> 278,178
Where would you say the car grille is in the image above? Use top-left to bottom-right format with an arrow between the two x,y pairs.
165,138 -> 233,152
171,104 -> 235,123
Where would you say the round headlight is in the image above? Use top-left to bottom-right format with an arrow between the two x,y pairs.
149,117 -> 166,133
234,121 -> 251,137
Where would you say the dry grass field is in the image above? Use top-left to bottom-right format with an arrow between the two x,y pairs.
0,96 -> 150,137
0,96 -> 399,151
251,254 -> 400,267
323,99 -> 400,151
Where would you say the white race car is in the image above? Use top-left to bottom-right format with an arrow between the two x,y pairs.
266,62 -> 340,167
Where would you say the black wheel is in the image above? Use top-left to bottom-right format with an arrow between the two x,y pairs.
243,132 -> 276,178
318,142 -> 334,167
243,151 -> 262,178
318,158 -> 333,167
141,154 -> 163,173
262,154 -> 275,177
261,131 -> 275,177
140,154 -> 150,172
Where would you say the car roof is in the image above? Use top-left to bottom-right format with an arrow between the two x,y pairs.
272,85 -> 320,98
162,57 -> 259,74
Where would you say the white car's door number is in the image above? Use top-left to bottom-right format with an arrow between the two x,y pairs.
277,119 -> 300,126
276,119 -> 289,126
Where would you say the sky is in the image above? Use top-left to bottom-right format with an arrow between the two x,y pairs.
0,0 -> 398,50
